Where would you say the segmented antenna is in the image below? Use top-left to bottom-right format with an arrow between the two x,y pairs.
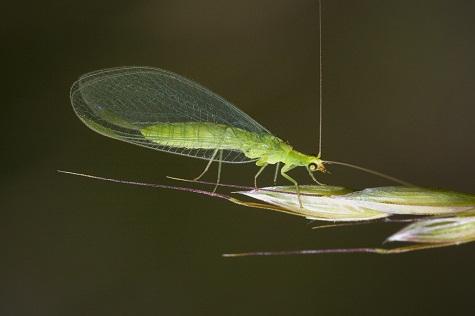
323,160 -> 414,186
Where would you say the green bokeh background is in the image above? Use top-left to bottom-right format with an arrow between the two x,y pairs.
3,0 -> 475,315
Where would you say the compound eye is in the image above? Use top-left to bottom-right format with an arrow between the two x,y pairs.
309,163 -> 318,172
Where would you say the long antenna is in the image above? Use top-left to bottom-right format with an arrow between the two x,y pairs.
317,0 -> 323,158
323,160 -> 414,186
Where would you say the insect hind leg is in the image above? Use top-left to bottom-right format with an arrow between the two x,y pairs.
212,150 -> 223,193
273,162 -> 280,185
193,148 -> 219,181
254,163 -> 268,189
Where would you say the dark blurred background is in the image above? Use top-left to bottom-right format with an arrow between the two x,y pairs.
2,0 -> 475,315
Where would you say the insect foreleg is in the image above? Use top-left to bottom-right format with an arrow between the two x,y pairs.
280,164 -> 303,208
307,167 -> 324,185
213,149 -> 223,193
194,148 -> 219,181
254,163 -> 268,189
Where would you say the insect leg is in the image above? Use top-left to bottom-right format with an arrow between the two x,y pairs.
193,148 -> 219,181
212,149 -> 223,193
280,164 -> 303,208
273,162 -> 281,185
254,163 -> 268,189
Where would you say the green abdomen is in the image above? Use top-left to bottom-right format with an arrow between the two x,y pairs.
140,122 -> 266,151
141,122 -> 294,163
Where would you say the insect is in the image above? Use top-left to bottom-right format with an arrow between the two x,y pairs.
70,66 -> 327,207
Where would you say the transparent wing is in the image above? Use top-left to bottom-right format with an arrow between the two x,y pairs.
70,66 -> 271,163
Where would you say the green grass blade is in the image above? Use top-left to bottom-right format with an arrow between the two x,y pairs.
388,216 -> 475,244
